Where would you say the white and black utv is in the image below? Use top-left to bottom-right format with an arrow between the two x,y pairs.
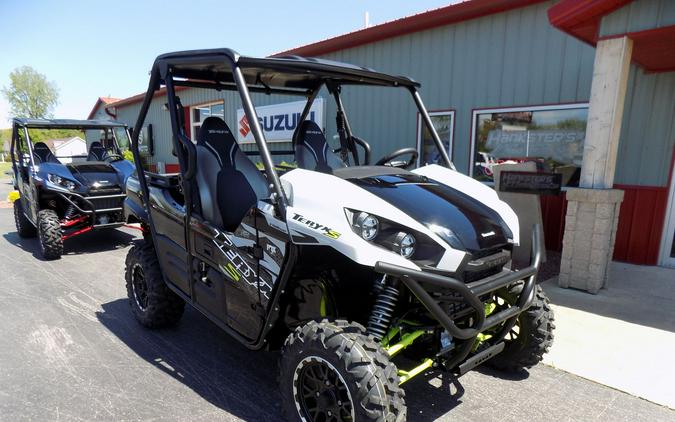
123,49 -> 554,421
10,118 -> 135,259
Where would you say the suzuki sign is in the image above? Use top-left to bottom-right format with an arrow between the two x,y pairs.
236,98 -> 325,143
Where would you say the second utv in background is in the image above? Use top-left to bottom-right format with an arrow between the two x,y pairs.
10,118 -> 135,259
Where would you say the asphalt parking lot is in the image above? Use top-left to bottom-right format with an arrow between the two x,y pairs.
0,177 -> 673,422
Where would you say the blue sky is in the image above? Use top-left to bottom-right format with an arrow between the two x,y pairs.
0,0 -> 455,128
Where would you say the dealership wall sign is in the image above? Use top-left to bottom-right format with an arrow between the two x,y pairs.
236,98 -> 325,143
499,171 -> 562,195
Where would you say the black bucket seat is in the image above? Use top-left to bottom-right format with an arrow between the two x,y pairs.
294,120 -> 346,174
87,141 -> 107,161
195,116 -> 269,231
32,142 -> 61,164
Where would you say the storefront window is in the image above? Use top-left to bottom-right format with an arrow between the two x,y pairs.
471,104 -> 588,186
191,101 -> 225,140
417,110 -> 454,166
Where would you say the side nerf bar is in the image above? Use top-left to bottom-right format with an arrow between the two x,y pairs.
374,224 -> 543,340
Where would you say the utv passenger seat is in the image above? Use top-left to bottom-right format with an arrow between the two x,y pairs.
32,142 -> 61,164
294,120 -> 346,174
195,117 -> 270,231
87,141 -> 107,161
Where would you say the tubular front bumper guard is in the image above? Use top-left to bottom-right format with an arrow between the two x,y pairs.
374,224 -> 543,341
55,191 -> 126,226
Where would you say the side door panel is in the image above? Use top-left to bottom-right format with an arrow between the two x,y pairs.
13,129 -> 35,222
190,211 -> 263,340
148,185 -> 190,295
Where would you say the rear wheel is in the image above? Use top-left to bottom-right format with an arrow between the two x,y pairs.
125,241 -> 184,328
488,283 -> 555,372
37,209 -> 62,260
13,200 -> 36,238
279,319 -> 406,421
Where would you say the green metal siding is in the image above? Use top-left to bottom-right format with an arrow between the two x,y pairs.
615,66 -> 675,186
108,0 -> 674,187
600,0 -> 675,36
318,1 -> 595,173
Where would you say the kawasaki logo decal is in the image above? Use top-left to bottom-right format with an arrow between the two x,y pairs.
292,213 -> 341,239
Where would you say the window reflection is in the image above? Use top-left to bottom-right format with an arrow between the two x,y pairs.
472,105 -> 588,186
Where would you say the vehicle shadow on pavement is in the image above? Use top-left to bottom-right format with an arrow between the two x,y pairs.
96,297 -> 535,420
96,298 -> 285,421
2,228 -> 137,260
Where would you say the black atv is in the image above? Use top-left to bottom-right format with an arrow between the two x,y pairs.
10,118 -> 135,259
123,49 -> 554,421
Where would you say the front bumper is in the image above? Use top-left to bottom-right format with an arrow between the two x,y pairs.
374,224 -> 543,341
55,190 -> 126,228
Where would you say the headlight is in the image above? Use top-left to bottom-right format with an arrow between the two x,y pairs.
48,174 -> 77,190
393,232 -> 416,258
354,212 -> 379,240
345,208 -> 444,265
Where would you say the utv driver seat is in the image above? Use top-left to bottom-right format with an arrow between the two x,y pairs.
195,117 -> 269,231
295,120 -> 346,174
32,142 -> 61,164
88,141 -> 107,161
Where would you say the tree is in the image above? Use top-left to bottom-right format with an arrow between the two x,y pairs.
2,66 -> 59,119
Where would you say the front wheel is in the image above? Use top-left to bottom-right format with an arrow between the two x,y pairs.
488,284 -> 555,372
13,200 -> 36,238
125,241 -> 184,328
279,319 -> 406,421
37,209 -> 63,260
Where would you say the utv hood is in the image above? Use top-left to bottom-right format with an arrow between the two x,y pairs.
335,168 -> 511,252
66,162 -> 122,189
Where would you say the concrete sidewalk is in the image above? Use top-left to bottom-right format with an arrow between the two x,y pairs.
541,262 -> 675,409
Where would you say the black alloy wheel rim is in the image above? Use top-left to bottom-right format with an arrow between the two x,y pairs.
131,263 -> 149,311
294,357 -> 354,422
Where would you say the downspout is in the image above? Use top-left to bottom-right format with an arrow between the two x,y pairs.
104,104 -> 117,119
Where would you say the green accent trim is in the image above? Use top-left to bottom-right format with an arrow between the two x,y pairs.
380,326 -> 401,348
398,358 -> 434,384
384,329 -> 426,358
319,295 -> 327,318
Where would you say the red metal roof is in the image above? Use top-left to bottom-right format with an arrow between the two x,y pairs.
86,96 -> 120,119
275,0 -> 547,57
547,0 -> 633,46
548,0 -> 675,72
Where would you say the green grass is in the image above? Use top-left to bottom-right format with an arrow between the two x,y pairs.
0,161 -> 12,177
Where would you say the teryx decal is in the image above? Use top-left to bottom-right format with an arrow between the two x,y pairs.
292,213 -> 341,239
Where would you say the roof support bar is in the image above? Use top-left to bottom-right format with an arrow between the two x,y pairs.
409,88 -> 455,170
232,64 -> 288,216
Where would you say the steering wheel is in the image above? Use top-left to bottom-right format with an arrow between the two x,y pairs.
104,154 -> 125,162
375,147 -> 418,169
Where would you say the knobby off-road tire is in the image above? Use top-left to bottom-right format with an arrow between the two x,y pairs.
488,283 -> 555,372
37,209 -> 63,260
279,319 -> 406,422
125,241 -> 184,328
13,200 -> 36,238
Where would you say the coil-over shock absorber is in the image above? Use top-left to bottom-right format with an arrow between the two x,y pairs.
63,203 -> 77,220
367,277 -> 400,341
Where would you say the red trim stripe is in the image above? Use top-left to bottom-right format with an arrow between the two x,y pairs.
276,0 -> 546,57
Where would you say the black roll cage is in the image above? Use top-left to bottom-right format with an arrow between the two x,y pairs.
130,49 -> 453,223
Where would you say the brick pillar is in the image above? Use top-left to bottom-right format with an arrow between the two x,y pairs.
559,37 -> 632,293
559,188 -> 623,293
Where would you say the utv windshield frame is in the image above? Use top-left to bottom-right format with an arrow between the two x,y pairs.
10,118 -> 129,170
130,48 -> 453,222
